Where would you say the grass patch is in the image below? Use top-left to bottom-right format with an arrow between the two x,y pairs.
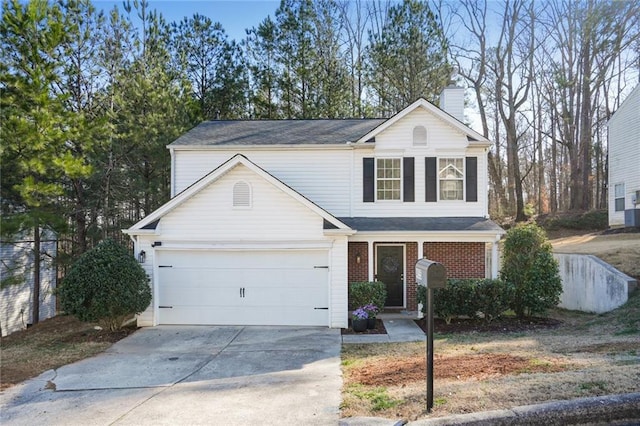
349,384 -> 401,411
578,381 -> 608,393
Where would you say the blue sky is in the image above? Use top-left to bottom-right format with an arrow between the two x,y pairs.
94,0 -> 281,42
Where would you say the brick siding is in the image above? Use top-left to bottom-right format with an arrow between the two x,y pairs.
423,242 -> 486,278
347,242 -> 368,283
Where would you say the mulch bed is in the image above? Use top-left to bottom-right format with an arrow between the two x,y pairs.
341,319 -> 387,335
415,316 -> 563,334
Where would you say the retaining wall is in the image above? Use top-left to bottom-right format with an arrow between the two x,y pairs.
554,253 -> 637,313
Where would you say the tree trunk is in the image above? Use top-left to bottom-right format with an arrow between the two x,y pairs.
32,224 -> 40,325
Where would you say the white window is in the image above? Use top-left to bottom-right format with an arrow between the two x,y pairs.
376,158 -> 401,200
233,181 -> 251,208
614,183 -> 625,212
413,126 -> 427,146
439,158 -> 464,200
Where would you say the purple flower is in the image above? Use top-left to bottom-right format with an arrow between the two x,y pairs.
352,307 -> 368,320
363,304 -> 379,317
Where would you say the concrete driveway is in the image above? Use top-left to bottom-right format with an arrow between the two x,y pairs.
0,326 -> 342,425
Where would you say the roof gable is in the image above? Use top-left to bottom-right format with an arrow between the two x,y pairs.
356,98 -> 490,146
125,154 -> 351,233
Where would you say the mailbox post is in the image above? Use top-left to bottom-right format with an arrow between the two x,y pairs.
415,259 -> 446,412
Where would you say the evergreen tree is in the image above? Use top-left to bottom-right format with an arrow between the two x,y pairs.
1,0 -> 91,322
245,16 -> 281,119
171,13 -> 247,120
366,0 -> 452,115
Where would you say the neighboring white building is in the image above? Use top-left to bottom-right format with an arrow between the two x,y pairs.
0,232 -> 57,336
125,91 -> 505,329
608,85 -> 640,227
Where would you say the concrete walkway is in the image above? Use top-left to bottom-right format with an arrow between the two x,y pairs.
342,312 -> 425,344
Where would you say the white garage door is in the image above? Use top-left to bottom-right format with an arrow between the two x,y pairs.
156,250 -> 330,326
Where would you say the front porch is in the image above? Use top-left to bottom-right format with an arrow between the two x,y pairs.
347,236 -> 501,311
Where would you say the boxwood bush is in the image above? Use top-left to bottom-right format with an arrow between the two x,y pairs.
348,281 -> 387,311
501,223 -> 562,318
57,239 -> 151,330
417,278 -> 513,324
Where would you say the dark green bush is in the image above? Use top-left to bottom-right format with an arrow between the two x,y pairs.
501,223 -> 562,318
57,239 -> 151,330
417,278 -> 513,324
472,279 -> 514,323
348,281 -> 387,311
537,210 -> 607,231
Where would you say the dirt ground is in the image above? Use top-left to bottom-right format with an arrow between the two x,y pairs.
0,315 -> 136,390
342,231 -> 640,421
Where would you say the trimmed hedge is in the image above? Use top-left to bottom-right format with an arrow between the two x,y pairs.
417,278 -> 513,324
348,281 -> 387,311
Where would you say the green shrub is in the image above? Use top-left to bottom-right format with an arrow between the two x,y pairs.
57,239 -> 151,330
537,210 -> 607,231
501,223 -> 562,318
472,279 -> 514,323
348,281 -> 387,311
417,278 -> 513,324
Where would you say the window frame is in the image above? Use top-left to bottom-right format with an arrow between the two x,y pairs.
614,183 -> 625,212
438,157 -> 465,201
375,157 -> 403,201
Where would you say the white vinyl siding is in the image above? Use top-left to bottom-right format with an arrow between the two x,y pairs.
162,165 -> 324,241
608,85 -> 640,226
172,149 -> 351,216
0,236 -> 57,336
172,106 -> 488,219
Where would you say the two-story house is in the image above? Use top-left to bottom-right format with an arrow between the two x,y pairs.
125,87 -> 504,328
608,84 -> 640,228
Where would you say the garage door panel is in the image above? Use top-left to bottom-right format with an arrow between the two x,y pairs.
156,250 -> 329,326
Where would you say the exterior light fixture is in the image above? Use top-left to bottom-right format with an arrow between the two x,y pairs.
138,250 -> 146,263
356,253 -> 361,264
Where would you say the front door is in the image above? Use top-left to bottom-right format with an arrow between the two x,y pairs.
376,245 -> 404,307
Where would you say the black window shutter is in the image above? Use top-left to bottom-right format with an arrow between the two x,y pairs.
363,158 -> 374,202
403,157 -> 415,202
425,157 -> 437,202
466,157 -> 478,202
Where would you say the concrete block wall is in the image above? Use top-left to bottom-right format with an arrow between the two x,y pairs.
554,253 -> 637,313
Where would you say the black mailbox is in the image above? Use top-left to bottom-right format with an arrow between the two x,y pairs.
415,259 -> 446,288
415,258 -> 447,413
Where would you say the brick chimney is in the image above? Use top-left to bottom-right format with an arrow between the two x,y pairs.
439,84 -> 465,122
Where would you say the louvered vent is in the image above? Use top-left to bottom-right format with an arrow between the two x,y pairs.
413,125 -> 427,146
233,181 -> 251,207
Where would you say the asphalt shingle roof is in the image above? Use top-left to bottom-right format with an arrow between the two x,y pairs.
169,119 -> 388,146
335,217 -> 504,232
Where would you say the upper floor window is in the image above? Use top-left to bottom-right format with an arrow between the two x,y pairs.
233,181 -> 252,208
413,126 -> 427,146
614,183 -> 625,212
377,158 -> 401,200
439,158 -> 464,200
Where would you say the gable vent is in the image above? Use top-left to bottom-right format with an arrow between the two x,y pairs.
233,181 -> 251,208
413,126 -> 427,146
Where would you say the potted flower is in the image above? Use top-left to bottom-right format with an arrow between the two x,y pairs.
363,304 -> 379,329
351,307 -> 368,332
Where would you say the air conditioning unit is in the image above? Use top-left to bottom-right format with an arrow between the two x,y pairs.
624,208 -> 640,227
